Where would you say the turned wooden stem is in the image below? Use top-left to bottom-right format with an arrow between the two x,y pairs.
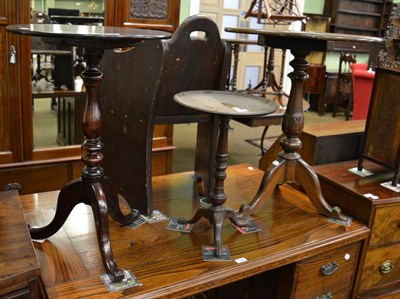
280,49 -> 309,159
80,47 -> 105,179
210,116 -> 230,207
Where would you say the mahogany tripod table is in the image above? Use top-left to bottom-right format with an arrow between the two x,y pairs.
174,90 -> 278,257
224,28 -> 384,223
6,24 -> 170,282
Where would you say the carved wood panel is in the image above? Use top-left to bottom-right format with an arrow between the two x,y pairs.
109,0 -> 180,32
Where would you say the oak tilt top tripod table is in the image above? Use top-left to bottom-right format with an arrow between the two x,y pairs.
174,90 -> 278,258
6,24 -> 170,282
225,28 -> 383,223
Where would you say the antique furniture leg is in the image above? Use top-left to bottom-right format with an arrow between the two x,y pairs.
239,49 -> 350,222
29,47 -> 137,282
32,53 -> 51,84
180,116 -> 250,258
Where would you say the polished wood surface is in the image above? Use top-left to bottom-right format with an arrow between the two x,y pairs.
20,164 -> 369,298
315,160 -> 400,224
361,244 -> 400,291
280,243 -> 360,298
0,190 -> 41,297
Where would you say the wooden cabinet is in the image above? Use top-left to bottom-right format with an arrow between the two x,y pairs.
324,0 -> 392,54
325,0 -> 393,37
315,160 -> 400,298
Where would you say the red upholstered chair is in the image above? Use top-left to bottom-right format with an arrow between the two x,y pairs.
350,63 -> 375,120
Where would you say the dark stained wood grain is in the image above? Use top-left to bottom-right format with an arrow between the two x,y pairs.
20,164 -> 369,298
360,244 -> 400,291
100,15 -> 232,216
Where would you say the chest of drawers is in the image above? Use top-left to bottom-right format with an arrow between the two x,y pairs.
315,160 -> 400,298
278,243 -> 361,298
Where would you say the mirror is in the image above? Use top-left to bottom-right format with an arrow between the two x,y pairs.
30,0 -> 104,149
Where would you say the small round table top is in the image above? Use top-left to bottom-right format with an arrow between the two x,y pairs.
224,27 -> 384,52
174,90 -> 279,117
6,24 -> 171,49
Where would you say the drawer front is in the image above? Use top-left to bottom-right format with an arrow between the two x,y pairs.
370,205 -> 400,245
293,243 -> 360,298
359,243 -> 400,291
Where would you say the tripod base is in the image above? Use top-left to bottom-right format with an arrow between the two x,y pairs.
179,205 -> 250,258
238,154 -> 351,224
29,177 -> 138,282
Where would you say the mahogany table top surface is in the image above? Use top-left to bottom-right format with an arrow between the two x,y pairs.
19,164 -> 369,298
7,24 -> 171,48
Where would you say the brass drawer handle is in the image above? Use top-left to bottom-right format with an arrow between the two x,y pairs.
4,182 -> 22,191
380,260 -> 394,274
316,293 -> 332,299
320,262 -> 338,276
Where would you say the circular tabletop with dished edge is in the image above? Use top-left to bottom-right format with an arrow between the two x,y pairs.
174,90 -> 279,117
